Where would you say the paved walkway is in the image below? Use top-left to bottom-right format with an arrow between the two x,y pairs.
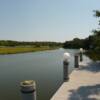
51,61 -> 100,100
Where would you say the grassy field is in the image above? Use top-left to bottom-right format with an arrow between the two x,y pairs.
0,46 -> 57,54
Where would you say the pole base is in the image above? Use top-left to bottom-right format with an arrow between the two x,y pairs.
63,77 -> 69,82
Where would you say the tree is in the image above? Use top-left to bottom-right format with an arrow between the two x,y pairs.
92,10 -> 100,51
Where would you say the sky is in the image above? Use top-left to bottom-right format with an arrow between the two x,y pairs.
0,0 -> 100,42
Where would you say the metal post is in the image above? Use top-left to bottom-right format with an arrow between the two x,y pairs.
63,52 -> 70,81
79,48 -> 83,62
79,52 -> 83,62
74,54 -> 79,68
63,60 -> 69,81
20,80 -> 36,100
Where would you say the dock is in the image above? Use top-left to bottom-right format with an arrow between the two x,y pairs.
51,61 -> 100,100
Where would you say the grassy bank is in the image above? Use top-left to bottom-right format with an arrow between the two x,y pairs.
0,46 -> 58,54
85,50 -> 100,61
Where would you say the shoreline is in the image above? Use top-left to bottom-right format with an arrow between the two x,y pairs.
0,46 -> 59,55
85,50 -> 100,60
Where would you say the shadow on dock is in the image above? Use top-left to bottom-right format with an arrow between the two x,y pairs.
79,62 -> 100,73
68,84 -> 100,100
68,61 -> 100,100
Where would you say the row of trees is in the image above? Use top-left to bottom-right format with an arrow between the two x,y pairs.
0,40 -> 62,47
63,10 -> 100,51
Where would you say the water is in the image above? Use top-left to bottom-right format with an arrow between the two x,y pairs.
0,49 -> 88,100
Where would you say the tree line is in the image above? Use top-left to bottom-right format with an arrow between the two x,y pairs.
0,40 -> 62,47
63,10 -> 100,52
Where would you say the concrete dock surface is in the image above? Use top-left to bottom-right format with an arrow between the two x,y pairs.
51,61 -> 100,100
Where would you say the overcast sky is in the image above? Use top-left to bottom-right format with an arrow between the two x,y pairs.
0,0 -> 100,42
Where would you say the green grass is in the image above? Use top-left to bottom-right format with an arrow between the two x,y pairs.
85,50 -> 100,61
0,46 -> 57,54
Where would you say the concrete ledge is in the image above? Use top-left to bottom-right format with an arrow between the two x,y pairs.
51,62 -> 100,100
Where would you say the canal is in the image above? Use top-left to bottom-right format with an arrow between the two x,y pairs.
0,49 -> 91,100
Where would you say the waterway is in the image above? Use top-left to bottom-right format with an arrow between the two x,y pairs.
0,49 -> 91,100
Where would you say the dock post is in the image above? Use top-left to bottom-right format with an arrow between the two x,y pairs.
63,52 -> 70,81
63,60 -> 69,81
79,48 -> 83,62
79,52 -> 83,62
20,80 -> 36,100
74,54 -> 79,68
